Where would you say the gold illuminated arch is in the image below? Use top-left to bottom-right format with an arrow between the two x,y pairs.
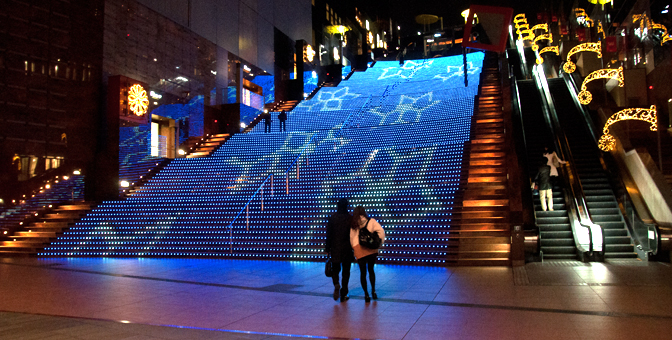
531,24 -> 548,32
128,84 -> 149,116
578,67 -> 623,105
516,23 -> 530,35
598,105 -> 657,151
536,46 -> 559,64
519,30 -> 535,42
563,42 -> 602,73
532,33 -> 552,51
574,8 -> 593,27
652,23 -> 672,45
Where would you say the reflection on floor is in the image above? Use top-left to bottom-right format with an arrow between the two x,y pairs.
1,258 -> 672,339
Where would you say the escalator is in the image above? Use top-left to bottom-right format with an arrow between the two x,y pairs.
516,80 -> 576,259
547,79 -> 637,259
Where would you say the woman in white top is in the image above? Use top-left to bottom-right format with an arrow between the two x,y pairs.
543,146 -> 568,177
350,206 -> 385,302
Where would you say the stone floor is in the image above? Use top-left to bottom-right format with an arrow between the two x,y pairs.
1,257 -> 671,339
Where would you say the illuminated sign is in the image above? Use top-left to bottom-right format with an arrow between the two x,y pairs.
599,106 -> 657,151
304,44 -> 316,62
128,84 -> 149,116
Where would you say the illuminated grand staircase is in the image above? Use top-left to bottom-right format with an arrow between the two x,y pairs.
38,53 -> 527,265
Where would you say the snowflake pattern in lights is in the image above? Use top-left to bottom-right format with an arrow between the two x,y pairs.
433,62 -> 481,82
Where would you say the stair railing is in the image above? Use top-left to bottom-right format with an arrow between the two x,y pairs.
223,97 -> 366,253
532,64 -> 604,260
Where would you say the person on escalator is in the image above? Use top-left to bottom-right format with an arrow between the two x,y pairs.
542,146 -> 568,179
534,164 -> 554,211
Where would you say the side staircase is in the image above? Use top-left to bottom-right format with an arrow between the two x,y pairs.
0,202 -> 94,256
186,134 -> 231,158
455,57 -> 511,265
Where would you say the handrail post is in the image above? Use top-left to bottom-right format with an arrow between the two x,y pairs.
261,186 -> 264,211
229,227 -> 232,254
296,159 -> 300,180
286,171 -> 289,194
271,174 -> 274,196
246,205 -> 249,230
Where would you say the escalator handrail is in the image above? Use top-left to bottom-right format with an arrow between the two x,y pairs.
510,74 -> 540,256
563,73 -> 662,256
532,65 -> 604,255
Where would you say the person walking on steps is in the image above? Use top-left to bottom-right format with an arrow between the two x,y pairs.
326,198 -> 354,302
542,146 -> 568,178
263,111 -> 272,133
350,206 -> 385,303
533,163 -> 554,211
278,111 -> 287,132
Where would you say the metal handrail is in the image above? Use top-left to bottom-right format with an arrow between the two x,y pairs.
224,104 -> 363,253
532,64 -> 604,257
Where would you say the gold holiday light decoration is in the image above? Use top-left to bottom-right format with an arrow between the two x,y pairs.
574,8 -> 593,27
577,67 -> 623,105
519,30 -> 535,42
598,105 -> 657,151
531,24 -> 548,32
563,42 -> 602,73
536,46 -> 559,64
597,22 -> 605,39
516,23 -> 530,35
128,84 -> 149,116
651,23 -> 672,45
532,33 -> 552,51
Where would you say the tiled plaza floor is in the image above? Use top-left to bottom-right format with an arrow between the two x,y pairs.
1,257 -> 672,339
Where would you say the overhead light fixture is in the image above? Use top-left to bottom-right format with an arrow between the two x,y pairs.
73,170 -> 81,175
434,33 -> 441,37
120,180 -> 130,188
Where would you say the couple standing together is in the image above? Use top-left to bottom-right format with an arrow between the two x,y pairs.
325,198 -> 385,303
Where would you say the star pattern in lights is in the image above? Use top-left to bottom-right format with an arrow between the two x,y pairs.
433,62 -> 481,82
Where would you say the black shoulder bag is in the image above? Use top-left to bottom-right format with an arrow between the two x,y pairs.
358,219 -> 382,249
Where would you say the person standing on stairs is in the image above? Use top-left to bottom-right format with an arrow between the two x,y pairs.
534,164 -> 554,211
325,198 -> 354,302
278,111 -> 287,132
350,206 -> 385,303
263,111 -> 272,133
543,146 -> 568,179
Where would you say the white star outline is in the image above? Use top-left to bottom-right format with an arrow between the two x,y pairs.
433,61 -> 481,82
377,60 -> 432,80
314,145 -> 444,222
296,87 -> 361,111
366,92 -> 441,125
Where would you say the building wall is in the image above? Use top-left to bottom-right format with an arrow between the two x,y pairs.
136,0 -> 312,74
0,0 -> 105,200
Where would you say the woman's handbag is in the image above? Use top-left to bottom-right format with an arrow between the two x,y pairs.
325,256 -> 333,277
358,219 -> 382,249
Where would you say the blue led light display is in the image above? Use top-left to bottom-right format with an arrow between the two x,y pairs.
41,53 -> 486,264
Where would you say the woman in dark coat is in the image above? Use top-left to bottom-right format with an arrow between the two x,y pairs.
325,198 -> 354,302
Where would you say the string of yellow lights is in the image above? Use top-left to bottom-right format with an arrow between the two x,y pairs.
563,42 -> 602,73
578,67 -> 623,105
598,105 -> 657,151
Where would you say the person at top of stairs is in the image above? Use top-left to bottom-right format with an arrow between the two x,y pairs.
263,111 -> 272,133
278,111 -> 287,132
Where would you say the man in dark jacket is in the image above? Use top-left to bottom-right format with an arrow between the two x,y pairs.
325,198 -> 353,302
278,111 -> 287,132
263,111 -> 271,133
